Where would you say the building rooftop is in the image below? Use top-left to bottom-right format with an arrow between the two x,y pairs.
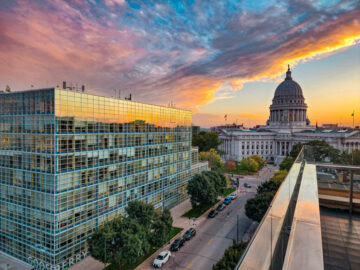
236,145 -> 360,270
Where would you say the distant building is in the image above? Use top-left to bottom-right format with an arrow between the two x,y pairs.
192,125 -> 201,134
218,67 -> 360,163
211,123 -> 244,133
0,88 -> 208,269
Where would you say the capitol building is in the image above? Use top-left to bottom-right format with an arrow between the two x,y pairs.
218,66 -> 360,163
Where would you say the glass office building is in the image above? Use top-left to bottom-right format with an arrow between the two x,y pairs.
0,88 -> 207,269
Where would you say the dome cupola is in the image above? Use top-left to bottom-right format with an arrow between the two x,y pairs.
267,65 -> 310,130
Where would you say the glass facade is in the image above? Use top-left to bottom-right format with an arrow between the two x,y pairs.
0,88 -> 206,269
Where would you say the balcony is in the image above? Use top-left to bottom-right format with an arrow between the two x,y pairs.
236,145 -> 360,270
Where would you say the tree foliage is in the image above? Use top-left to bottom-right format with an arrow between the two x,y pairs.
126,200 -> 155,229
239,157 -> 258,172
290,140 -> 344,163
279,157 -> 295,171
199,148 -> 224,171
225,160 -> 236,172
249,155 -> 265,169
270,170 -> 288,181
187,170 -> 227,207
212,241 -> 248,270
87,201 -> 173,266
245,191 -> 275,222
245,171 -> 287,222
203,170 -> 227,195
192,131 -> 221,152
256,180 -> 282,194
187,173 -> 218,207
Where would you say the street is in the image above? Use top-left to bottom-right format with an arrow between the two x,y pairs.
151,166 -> 278,270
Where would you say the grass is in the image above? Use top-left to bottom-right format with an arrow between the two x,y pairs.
222,187 -> 236,197
169,226 -> 183,239
105,226 -> 183,270
182,199 -> 220,218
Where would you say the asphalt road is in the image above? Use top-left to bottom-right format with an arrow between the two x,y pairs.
161,166 -> 278,270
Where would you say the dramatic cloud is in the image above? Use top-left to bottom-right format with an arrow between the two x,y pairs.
0,0 -> 359,110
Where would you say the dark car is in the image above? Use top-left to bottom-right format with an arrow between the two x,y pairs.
216,203 -> 225,211
171,237 -> 185,251
183,228 -> 196,240
244,183 -> 252,188
208,210 -> 218,218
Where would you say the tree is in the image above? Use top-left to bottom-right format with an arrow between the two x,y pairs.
126,200 -> 155,229
279,157 -> 294,171
199,148 -> 224,171
203,170 -> 227,195
192,131 -> 221,152
249,155 -> 265,169
256,180 -> 282,194
290,140 -> 342,163
87,220 -> 117,264
150,209 -> 173,247
270,170 -> 288,181
225,160 -> 236,172
187,173 -> 218,207
245,192 -> 275,222
290,142 -> 303,159
240,157 -> 258,172
213,241 -> 248,270
115,218 -> 149,265
88,201 -> 174,267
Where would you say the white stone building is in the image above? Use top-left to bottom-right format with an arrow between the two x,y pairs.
218,67 -> 360,163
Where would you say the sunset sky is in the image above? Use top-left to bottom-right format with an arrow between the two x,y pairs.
0,0 -> 359,128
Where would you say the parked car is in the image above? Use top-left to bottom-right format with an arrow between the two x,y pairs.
230,193 -> 237,200
183,228 -> 196,240
171,237 -> 185,251
216,203 -> 225,211
244,183 -> 252,188
153,250 -> 171,268
224,197 -> 232,205
208,210 -> 218,218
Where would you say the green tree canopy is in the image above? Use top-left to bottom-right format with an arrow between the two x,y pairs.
213,241 -> 248,270
249,155 -> 265,169
240,157 -> 258,172
187,173 -> 218,207
88,201 -> 174,267
199,148 -> 224,172
245,192 -> 275,222
257,180 -> 282,194
279,157 -> 295,171
149,209 -> 173,247
270,170 -> 288,181
203,170 -> 227,195
126,200 -> 155,229
290,140 -> 342,163
192,131 -> 221,152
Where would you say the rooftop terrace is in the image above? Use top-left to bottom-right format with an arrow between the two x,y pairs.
236,145 -> 360,270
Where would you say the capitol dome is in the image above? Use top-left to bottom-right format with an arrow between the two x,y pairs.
273,66 -> 304,103
267,65 -> 310,129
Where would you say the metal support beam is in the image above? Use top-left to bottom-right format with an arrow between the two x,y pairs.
349,171 -> 354,215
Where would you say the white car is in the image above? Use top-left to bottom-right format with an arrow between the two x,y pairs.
153,250 -> 171,268
230,193 -> 237,200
